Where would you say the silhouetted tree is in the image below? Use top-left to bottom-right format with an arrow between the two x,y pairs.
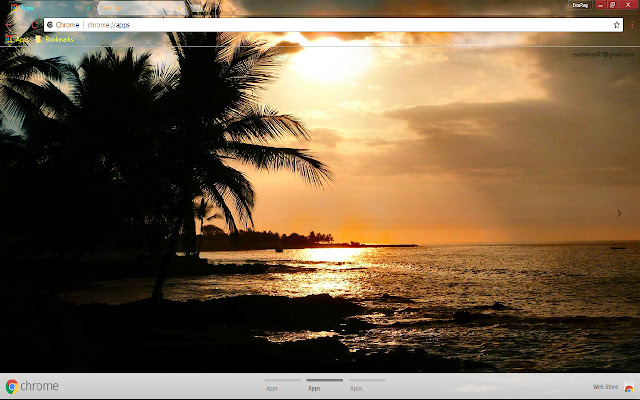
201,225 -> 224,235
149,0 -> 333,299
193,198 -> 221,256
0,2 -> 66,118
6,1 -> 333,299
13,47 -> 172,258
0,2 -> 67,258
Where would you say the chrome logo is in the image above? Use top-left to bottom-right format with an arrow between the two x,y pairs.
6,380 -> 18,394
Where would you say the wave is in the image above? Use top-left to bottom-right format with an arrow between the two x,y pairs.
386,313 -> 640,328
267,264 -> 367,273
361,294 -> 417,304
276,259 -> 354,266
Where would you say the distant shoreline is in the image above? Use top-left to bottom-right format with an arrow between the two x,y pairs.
304,243 -> 418,248
198,241 -> 640,252
186,235 -> 419,252
214,243 -> 419,251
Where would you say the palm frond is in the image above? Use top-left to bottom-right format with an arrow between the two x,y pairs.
220,142 -> 334,187
197,155 -> 256,230
65,64 -> 85,103
4,78 -> 75,119
229,41 -> 285,90
152,63 -> 180,99
0,85 -> 37,122
206,185 -> 239,234
206,213 -> 222,221
1,55 -> 67,82
224,105 -> 310,143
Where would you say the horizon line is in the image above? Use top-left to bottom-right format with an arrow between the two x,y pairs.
364,239 -> 640,246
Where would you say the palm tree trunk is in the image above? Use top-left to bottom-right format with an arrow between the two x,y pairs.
151,210 -> 183,300
183,201 -> 197,257
196,218 -> 204,257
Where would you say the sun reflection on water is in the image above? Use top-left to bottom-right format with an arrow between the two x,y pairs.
275,248 -> 375,297
299,247 -> 369,264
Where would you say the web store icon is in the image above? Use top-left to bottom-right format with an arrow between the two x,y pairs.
6,380 -> 18,394
624,382 -> 634,393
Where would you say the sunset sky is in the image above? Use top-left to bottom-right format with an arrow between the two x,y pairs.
19,0 -> 640,243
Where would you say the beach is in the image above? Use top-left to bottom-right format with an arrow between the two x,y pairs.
31,242 -> 638,373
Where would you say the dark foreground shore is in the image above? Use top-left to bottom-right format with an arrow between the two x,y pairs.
4,291 -> 492,373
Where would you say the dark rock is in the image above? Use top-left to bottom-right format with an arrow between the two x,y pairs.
339,317 -> 375,334
472,301 -> 509,310
4,292 -> 494,373
379,294 -> 416,303
453,310 -> 492,323
280,337 -> 350,360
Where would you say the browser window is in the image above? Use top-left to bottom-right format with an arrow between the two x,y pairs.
1,0 -> 639,398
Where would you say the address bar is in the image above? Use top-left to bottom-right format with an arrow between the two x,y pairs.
44,17 -> 624,33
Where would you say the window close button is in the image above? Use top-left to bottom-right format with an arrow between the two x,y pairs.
619,0 -> 639,9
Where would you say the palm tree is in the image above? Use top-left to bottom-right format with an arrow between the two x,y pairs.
19,1 -> 333,299
148,0 -> 333,299
12,47 -> 172,260
1,2 -> 66,122
0,2 -> 66,181
20,46 -> 165,184
0,3 -> 67,260
193,198 -> 221,256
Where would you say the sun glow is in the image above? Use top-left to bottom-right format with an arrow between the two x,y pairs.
290,38 -> 373,82
301,247 -> 368,264
277,247 -> 371,297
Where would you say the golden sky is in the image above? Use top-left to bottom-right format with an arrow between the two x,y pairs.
248,39 -> 640,243
24,0 -> 640,243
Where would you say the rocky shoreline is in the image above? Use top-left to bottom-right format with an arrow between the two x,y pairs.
4,292 -> 493,373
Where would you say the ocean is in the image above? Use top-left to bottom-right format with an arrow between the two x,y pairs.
64,242 -> 640,372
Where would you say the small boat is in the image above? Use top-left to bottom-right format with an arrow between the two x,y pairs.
275,247 -> 284,253
610,247 -> 626,250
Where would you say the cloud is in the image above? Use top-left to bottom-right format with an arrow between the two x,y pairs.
219,0 -> 640,240
274,40 -> 304,54
370,87 -> 640,185
309,128 -> 344,149
290,30 -> 637,187
338,99 -> 382,113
